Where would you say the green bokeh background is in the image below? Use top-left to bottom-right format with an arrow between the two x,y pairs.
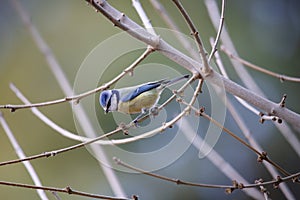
0,0 -> 299,199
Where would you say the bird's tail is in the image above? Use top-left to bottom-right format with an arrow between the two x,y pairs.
163,74 -> 190,87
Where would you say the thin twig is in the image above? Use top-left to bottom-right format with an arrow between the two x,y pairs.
204,0 -> 264,96
255,179 -> 269,200
198,109 -> 261,155
243,173 -> 300,188
210,38 -> 282,124
114,157 -> 300,191
218,92 -> 296,197
132,0 -> 156,35
88,0 -> 201,74
221,46 -> 300,83
3,0 -> 300,129
0,112 -> 49,200
211,40 -> 299,199
279,94 -> 287,108
184,102 -> 292,177
205,0 -> 300,163
179,78 -> 294,178
113,157 -> 232,189
180,118 -> 263,199
208,0 -> 225,62
211,39 -> 300,159
12,0 -> 127,196
205,2 -> 300,171
85,0 -> 300,130
149,0 -> 200,61
0,127 -> 121,167
172,0 -> 212,75
0,180 -> 133,200
0,48 -> 154,112
199,103 -> 299,191
146,4 -> 278,196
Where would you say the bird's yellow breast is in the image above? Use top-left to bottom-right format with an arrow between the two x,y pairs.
118,90 -> 159,114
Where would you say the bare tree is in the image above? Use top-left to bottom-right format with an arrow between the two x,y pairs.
0,1 -> 299,200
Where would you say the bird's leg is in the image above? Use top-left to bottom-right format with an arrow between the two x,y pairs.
131,106 -> 160,126
132,108 -> 148,125
149,106 -> 159,117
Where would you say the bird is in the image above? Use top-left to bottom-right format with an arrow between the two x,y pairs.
99,74 -> 189,120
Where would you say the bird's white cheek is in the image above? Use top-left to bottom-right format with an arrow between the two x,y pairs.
109,94 -> 119,111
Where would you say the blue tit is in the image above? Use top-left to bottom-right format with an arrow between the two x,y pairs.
99,74 -> 189,115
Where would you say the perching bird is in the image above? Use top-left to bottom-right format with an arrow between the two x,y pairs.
99,74 -> 189,116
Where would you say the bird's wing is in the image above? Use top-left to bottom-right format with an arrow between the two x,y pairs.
120,81 -> 162,102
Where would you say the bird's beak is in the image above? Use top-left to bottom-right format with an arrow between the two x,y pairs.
104,107 -> 108,114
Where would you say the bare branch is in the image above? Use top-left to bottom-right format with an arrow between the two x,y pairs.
172,0 -> 212,75
150,0 -> 200,60
85,0 -> 300,129
223,98 -> 297,198
187,98 -> 299,197
132,0 -> 156,35
204,0 -> 300,143
86,0 -> 200,74
181,118 -> 263,199
0,48 -> 154,112
255,179 -> 269,200
0,180 -> 133,200
3,1 -> 298,199
208,0 -> 225,62
222,99 -> 296,198
209,39 -> 296,197
183,101 -> 293,177
221,46 -> 300,83
11,1 -> 127,196
211,40 -> 300,162
279,94 -> 287,108
2,0 -> 299,129
113,157 -> 232,189
114,157 -> 300,192
204,0 -> 265,97
210,38 -> 282,124
0,126 -> 121,167
205,3 -> 300,167
0,112 -> 49,200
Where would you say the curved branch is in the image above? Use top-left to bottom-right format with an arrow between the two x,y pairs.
2,0 -> 299,129
208,0 -> 225,62
0,113 -> 48,200
221,46 -> 300,83
84,0 -> 300,129
172,0 -> 212,75
114,157 -> 300,192
0,48 -> 154,112
0,76 -> 196,167
0,180 -> 133,200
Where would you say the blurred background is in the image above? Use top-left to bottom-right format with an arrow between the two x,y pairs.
0,0 -> 299,199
